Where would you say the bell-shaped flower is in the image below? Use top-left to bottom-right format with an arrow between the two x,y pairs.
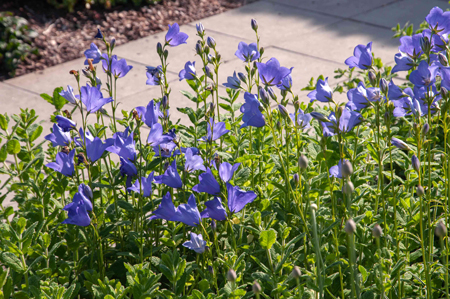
119,157 -> 137,188
392,52 -> 414,73
62,192 -> 91,227
227,183 -> 257,213
154,160 -> 182,189
46,149 -> 75,177
235,42 -> 260,62
128,171 -> 155,197
102,54 -> 133,78
78,184 -> 93,211
106,128 -> 136,161
200,197 -> 227,221
257,58 -> 292,86
179,61 -> 196,81
183,232 -> 207,254
149,191 -> 177,221
200,117 -> 230,141
219,162 -> 240,183
329,159 -> 350,179
409,60 -> 436,87
346,82 -> 382,111
277,74 -> 293,91
165,23 -> 188,46
307,77 -> 333,103
345,42 -> 373,69
84,43 -> 102,65
55,115 -> 76,132
173,194 -> 201,226
146,65 -> 163,86
74,127 -> 94,147
223,72 -> 241,89
147,123 -> 174,147
173,147 -> 200,156
135,100 -> 163,129
59,85 -> 79,104
86,137 -> 113,163
45,124 -> 72,147
398,34 -> 423,59
289,109 -> 312,129
185,148 -> 206,172
153,141 -> 177,158
319,109 -> 362,137
192,168 -> 220,195
80,84 -> 113,113
426,7 -> 450,35
240,92 -> 265,129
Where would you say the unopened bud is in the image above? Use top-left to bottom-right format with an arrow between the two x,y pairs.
294,100 -> 300,111
252,281 -> 261,294
211,220 -> 216,231
380,78 -> 388,94
267,87 -> 276,101
161,95 -> 168,109
441,87 -> 448,99
251,19 -> 258,32
208,265 -> 214,275
372,224 -> 383,238
299,155 -> 308,169
207,54 -> 213,64
209,102 -> 215,115
195,42 -> 202,55
422,123 -> 430,135
278,104 -> 289,118
420,36 -> 431,54
196,23 -> 205,35
207,36 -> 216,48
163,50 -> 169,59
345,219 -> 356,234
110,38 -> 116,50
417,185 -> 425,196
341,160 -> 353,178
157,42 -> 163,55
412,155 -> 420,173
80,184 -> 93,200
276,121 -> 282,131
227,269 -> 237,282
310,203 -> 317,211
435,221 -> 447,238
238,72 -> 247,83
343,181 -> 354,195
439,53 -> 448,66
310,112 -> 329,123
260,47 -> 264,56
293,173 -> 299,186
291,266 -> 301,278
259,87 -> 269,106
368,71 -> 377,87
384,111 -> 390,124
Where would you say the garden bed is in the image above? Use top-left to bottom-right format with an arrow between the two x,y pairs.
0,0 -> 245,81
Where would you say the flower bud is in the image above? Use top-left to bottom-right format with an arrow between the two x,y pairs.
293,173 -> 299,186
252,281 -> 261,294
195,42 -> 202,55
227,269 -> 237,282
259,87 -> 269,106
341,160 -> 353,178
278,104 -> 289,118
94,28 -> 103,39
207,54 -> 214,64
205,66 -> 213,79
299,155 -> 308,170
238,72 -> 247,83
157,42 -> 163,55
310,112 -> 329,123
110,38 -> 116,51
294,100 -> 300,111
161,95 -> 168,109
207,36 -> 216,48
435,221 -> 447,238
442,87 -> 448,99
291,266 -> 301,278
384,111 -> 390,125
422,123 -> 430,135
310,203 -> 317,211
380,78 -> 388,94
412,155 -> 420,173
211,220 -> 216,231
80,184 -> 93,200
343,181 -> 354,195
417,185 -> 425,196
267,87 -> 276,101
276,121 -> 282,131
251,19 -> 258,31
368,71 -> 377,87
260,47 -> 264,56
163,50 -> 169,59
196,23 -> 205,35
345,219 -> 356,234
208,265 -> 214,275
372,224 -> 382,238
420,36 -> 431,54
439,53 -> 448,66
209,102 -> 215,115
391,137 -> 411,151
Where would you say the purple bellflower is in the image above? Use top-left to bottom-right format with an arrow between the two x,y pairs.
277,74 -> 293,91
345,42 -> 373,69
179,61 -> 196,81
102,55 -> 133,78
426,7 -> 450,35
165,23 -> 188,46
256,58 -> 292,86
392,52 -> 414,73
200,197 -> 227,221
106,128 -> 136,161
46,149 -> 75,177
346,82 -> 382,111
146,66 -> 163,86
223,72 -> 241,89
135,100 -> 163,128
153,141 -> 177,158
240,92 -> 265,129
172,194 -> 201,227
307,77 -> 333,103
45,124 -> 72,147
192,168 -> 221,195
119,157 -> 137,188
227,183 -> 257,213
200,118 -> 230,141
329,159 -> 350,179
149,192 -> 177,221
183,232 -> 207,253
398,34 -> 423,59
147,123 -> 174,147
154,160 -> 182,189
74,127 -> 94,148
219,162 -> 241,183
409,60 -> 436,87
84,43 -> 102,65
235,42 -> 260,62
391,137 -> 411,151
80,84 -> 113,113
185,148 -> 206,172
78,183 -> 93,211
59,85 -> 78,104
128,171 -> 155,197
289,109 -> 312,129
86,137 -> 113,163
319,109 -> 362,137
55,115 -> 76,132
62,192 -> 91,227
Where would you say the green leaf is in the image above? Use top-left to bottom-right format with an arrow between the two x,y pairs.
0,114 -> 8,131
6,139 -> 20,155
39,93 -> 52,104
118,200 -> 134,212
29,125 -> 42,143
0,252 -> 24,273
259,229 -> 277,250
52,87 -> 67,110
0,144 -> 7,162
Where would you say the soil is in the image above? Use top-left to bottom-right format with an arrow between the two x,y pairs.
0,0 -> 246,81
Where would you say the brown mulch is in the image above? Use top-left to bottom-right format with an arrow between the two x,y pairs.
0,0 -> 247,81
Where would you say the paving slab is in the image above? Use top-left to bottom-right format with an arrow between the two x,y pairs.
268,0 -> 398,18
351,0 -> 449,30
196,1 -> 342,46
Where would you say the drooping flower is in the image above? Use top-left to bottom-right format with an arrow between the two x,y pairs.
59,85 -> 78,104
55,115 -> 76,132
227,183 -> 257,213
46,149 -> 75,177
135,100 -> 163,128
106,128 -> 136,161
391,137 -> 411,151
240,92 -> 265,129
183,232 -> 207,253
154,160 -> 182,189
80,84 -> 113,113
289,109 -> 312,129
426,7 -> 450,35
62,192 -> 91,227
119,157 -> 137,188
179,61 -> 196,81
86,137 -> 114,163
345,42 -> 373,69
392,52 -> 414,73
102,54 -> 133,78
409,60 -> 436,87
329,159 -> 350,179
200,118 -> 230,141
256,58 -> 292,86
165,23 -> 188,47
200,197 -> 227,221
219,162 -> 241,183
235,42 -> 260,62
84,43 -> 102,65
307,77 -> 333,103
185,148 -> 206,172
45,124 -> 72,147
78,184 -> 93,211
146,65 -> 163,86
223,72 -> 241,89
172,194 -> 201,226
128,171 -> 155,197
192,168 -> 221,195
